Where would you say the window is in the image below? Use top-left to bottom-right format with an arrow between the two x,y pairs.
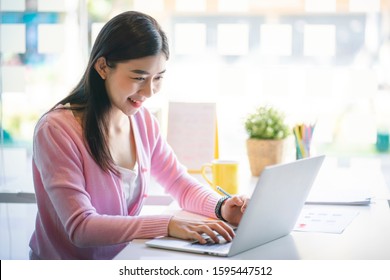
217,23 -> 249,55
260,24 -> 293,56
0,0 -> 84,181
1,0 -> 389,187
304,24 -> 336,56
174,23 -> 207,55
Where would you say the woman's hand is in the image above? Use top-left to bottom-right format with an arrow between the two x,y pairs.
221,195 -> 249,226
168,217 -> 235,244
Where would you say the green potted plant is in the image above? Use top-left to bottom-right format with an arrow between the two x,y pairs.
244,106 -> 290,176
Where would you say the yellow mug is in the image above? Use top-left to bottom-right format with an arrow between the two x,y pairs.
201,160 -> 239,195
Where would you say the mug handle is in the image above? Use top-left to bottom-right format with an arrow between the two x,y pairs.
201,163 -> 213,186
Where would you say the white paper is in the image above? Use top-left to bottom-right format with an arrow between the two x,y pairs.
167,102 -> 216,171
294,207 -> 359,234
306,189 -> 372,206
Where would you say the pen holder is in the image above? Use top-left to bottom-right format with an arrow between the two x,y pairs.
296,144 -> 311,159
293,123 -> 315,160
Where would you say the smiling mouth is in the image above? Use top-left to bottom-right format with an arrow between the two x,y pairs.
128,97 -> 143,108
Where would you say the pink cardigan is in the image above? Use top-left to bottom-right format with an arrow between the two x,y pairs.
29,106 -> 220,259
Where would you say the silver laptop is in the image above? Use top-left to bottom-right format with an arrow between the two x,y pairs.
146,155 -> 325,257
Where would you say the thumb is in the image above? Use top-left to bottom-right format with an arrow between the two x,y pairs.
229,196 -> 244,207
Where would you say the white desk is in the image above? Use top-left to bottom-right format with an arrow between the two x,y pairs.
115,159 -> 390,260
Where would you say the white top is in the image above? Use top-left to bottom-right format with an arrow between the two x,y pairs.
117,162 -> 141,207
68,103 -> 141,207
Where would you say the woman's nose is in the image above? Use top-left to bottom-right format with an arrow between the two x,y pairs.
140,81 -> 154,98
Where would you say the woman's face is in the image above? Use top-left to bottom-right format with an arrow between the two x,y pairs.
96,54 -> 167,116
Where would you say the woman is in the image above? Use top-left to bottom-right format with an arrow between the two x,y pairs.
29,11 -> 247,259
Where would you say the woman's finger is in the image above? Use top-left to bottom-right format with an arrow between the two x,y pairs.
193,221 -> 234,243
214,220 -> 235,238
193,224 -> 220,243
168,218 -> 235,244
205,222 -> 234,243
241,197 -> 250,213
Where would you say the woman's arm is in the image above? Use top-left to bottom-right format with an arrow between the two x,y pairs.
142,110 -> 220,218
33,115 -> 172,247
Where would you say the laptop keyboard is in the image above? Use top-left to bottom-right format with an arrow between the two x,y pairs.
188,237 -> 231,250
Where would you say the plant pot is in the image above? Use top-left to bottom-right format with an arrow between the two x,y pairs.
246,138 -> 284,177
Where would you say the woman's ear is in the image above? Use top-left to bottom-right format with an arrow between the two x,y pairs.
94,57 -> 108,80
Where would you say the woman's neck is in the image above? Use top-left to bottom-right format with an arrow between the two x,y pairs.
108,108 -> 130,135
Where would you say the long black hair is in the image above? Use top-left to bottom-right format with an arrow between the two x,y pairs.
53,11 -> 169,173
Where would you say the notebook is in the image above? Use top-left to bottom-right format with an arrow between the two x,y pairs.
146,155 -> 325,257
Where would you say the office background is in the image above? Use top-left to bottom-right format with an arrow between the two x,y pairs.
1,0 -> 390,259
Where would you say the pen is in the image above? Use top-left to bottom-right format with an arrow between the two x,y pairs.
216,186 -> 232,198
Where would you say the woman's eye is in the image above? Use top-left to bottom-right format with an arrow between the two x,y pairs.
132,76 -> 163,82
